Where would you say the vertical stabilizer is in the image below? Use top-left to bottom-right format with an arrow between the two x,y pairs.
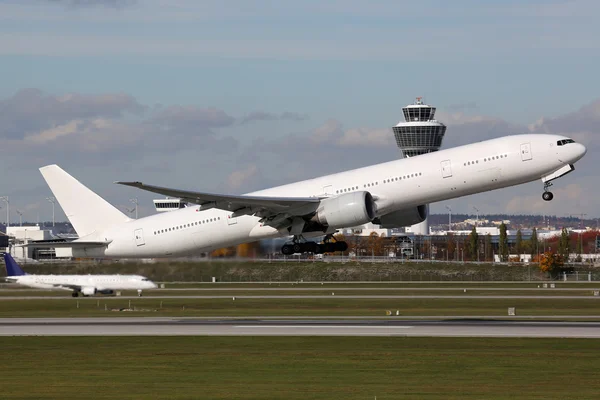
3,253 -> 26,276
39,165 -> 131,237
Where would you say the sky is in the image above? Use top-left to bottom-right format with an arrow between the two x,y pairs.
0,0 -> 599,223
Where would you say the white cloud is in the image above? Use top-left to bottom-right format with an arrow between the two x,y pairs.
337,128 -> 392,147
227,164 -> 259,191
24,119 -> 82,144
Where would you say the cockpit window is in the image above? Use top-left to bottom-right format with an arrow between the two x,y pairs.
557,139 -> 575,146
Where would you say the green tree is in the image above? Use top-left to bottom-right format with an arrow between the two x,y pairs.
515,229 -> 523,261
558,228 -> 570,262
367,232 -> 384,256
468,226 -> 479,261
447,233 -> 456,261
484,234 -> 492,262
529,227 -> 538,260
499,222 -> 509,262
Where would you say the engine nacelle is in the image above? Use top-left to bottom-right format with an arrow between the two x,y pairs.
81,286 -> 96,296
313,191 -> 376,229
373,205 -> 427,228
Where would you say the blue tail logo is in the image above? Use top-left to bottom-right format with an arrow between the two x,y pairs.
3,253 -> 27,276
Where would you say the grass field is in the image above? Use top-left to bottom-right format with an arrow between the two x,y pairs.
4,259 -> 596,282
3,336 -> 600,399
1,288 -> 600,297
0,297 -> 599,318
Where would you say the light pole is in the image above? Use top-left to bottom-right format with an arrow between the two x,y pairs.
46,197 -> 56,227
129,198 -> 139,219
16,210 -> 23,227
473,206 -> 480,226
578,213 -> 587,256
445,205 -> 452,232
0,196 -> 8,228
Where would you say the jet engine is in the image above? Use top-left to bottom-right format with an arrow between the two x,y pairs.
373,205 -> 427,228
81,286 -> 96,296
313,191 -> 376,229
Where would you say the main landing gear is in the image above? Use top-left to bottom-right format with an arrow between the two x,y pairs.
71,292 -> 79,298
542,182 -> 554,202
281,234 -> 348,255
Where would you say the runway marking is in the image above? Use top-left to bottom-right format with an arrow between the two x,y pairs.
237,325 -> 414,329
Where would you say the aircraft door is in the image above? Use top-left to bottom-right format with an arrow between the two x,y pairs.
322,185 -> 334,196
134,228 -> 145,246
520,143 -> 532,161
440,160 -> 452,178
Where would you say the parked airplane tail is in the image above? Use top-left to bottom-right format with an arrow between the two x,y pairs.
39,165 -> 131,237
3,253 -> 27,276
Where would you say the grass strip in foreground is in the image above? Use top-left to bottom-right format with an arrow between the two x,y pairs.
3,336 -> 600,400
0,297 -> 600,318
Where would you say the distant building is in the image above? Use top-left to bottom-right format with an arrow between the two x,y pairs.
341,223 -> 391,237
5,226 -> 54,260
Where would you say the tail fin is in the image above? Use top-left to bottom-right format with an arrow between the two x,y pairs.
3,253 -> 27,276
39,165 -> 131,237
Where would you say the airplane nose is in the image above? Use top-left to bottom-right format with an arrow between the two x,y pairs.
575,143 -> 587,161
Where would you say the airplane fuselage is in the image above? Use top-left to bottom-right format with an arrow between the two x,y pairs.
8,274 -> 156,292
69,134 -> 585,258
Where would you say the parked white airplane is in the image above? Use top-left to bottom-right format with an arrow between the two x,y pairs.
2,253 -> 157,297
34,134 -> 585,258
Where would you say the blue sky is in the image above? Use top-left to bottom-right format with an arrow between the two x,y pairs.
0,0 -> 599,222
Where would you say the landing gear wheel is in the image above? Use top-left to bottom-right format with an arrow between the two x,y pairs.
292,243 -> 303,254
335,241 -> 348,252
542,191 -> 553,201
304,242 -> 317,254
281,244 -> 294,255
323,243 -> 336,253
314,244 -> 324,254
71,292 -> 78,298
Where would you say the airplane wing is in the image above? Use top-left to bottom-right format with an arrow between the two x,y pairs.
115,181 -> 323,224
23,240 -> 112,248
51,284 -> 80,292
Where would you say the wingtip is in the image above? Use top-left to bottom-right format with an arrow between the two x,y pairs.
39,164 -> 60,172
115,181 -> 143,186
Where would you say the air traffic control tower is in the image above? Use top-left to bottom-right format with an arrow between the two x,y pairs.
393,97 -> 447,234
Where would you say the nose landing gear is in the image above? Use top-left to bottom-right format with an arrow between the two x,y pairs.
542,182 -> 554,201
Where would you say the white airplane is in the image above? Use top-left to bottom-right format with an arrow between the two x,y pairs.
2,253 -> 157,297
33,133 -> 585,258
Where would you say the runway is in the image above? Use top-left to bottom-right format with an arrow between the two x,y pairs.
2,317 -> 600,337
